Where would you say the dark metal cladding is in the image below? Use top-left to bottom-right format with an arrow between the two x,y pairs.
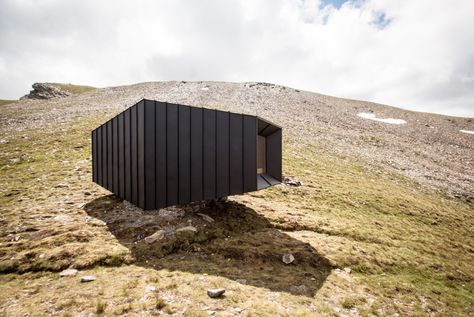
130,105 -> 138,205
216,111 -> 230,198
178,105 -> 191,205
166,103 -> 179,205
101,123 -> 107,189
202,108 -> 216,200
107,120 -> 113,191
266,129 -> 282,181
137,101 -> 145,208
92,99 -> 282,210
92,129 -> 97,183
190,107 -> 203,202
144,100 -> 156,210
124,109 -> 132,202
112,117 -> 119,195
243,115 -> 257,192
229,113 -> 243,195
155,102 -> 167,208
118,113 -> 125,199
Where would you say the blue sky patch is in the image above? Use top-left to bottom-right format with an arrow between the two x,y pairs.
321,0 -> 349,9
372,12 -> 391,29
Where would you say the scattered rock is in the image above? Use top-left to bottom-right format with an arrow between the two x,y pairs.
235,278 -> 247,285
145,285 -> 156,292
177,226 -> 198,233
54,215 -> 73,224
21,83 -> 72,100
158,207 -> 185,220
197,213 -> 214,223
207,288 -> 226,298
80,275 -> 96,283
144,230 -> 165,244
59,269 -> 78,276
289,284 -> 310,294
54,183 -> 69,188
283,176 -> 303,187
343,267 -> 352,274
282,253 -> 295,264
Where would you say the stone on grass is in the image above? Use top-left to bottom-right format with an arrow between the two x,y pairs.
283,176 -> 303,187
197,213 -> 214,223
80,275 -> 96,283
207,288 -> 226,298
177,226 -> 198,233
59,269 -> 78,277
145,285 -> 156,292
144,230 -> 165,244
290,284 -> 310,294
282,253 -> 295,264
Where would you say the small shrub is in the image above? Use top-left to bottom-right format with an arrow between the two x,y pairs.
155,297 -> 167,310
96,301 -> 107,315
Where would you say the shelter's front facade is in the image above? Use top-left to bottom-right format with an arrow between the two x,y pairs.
92,99 -> 282,210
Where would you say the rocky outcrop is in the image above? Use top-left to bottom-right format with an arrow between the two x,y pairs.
20,83 -> 72,100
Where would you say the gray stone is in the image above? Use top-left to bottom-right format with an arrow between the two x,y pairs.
80,275 -> 96,283
177,226 -> 198,233
21,83 -> 72,100
145,284 -> 156,292
59,269 -> 78,276
282,253 -> 295,264
283,176 -> 303,187
235,278 -> 247,285
197,213 -> 214,223
289,284 -> 310,294
158,207 -> 185,220
207,288 -> 225,298
144,230 -> 165,244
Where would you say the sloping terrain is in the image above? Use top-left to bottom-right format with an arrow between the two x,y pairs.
0,81 -> 473,316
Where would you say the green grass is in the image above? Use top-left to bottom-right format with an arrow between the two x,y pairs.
0,100 -> 16,106
48,83 -> 97,94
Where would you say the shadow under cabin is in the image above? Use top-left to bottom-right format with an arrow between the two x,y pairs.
91,99 -> 282,210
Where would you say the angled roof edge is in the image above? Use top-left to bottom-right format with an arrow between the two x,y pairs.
93,98 -> 282,132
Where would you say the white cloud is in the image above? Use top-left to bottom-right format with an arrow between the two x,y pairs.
0,0 -> 473,116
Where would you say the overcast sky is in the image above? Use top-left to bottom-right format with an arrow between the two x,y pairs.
1,0 -> 473,117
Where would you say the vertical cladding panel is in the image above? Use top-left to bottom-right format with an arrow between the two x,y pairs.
166,103 -> 179,205
190,107 -> 203,202
97,126 -> 103,186
229,113 -> 243,195
266,129 -> 282,181
203,109 -> 216,199
107,120 -> 113,191
118,113 -> 125,199
102,123 -> 108,189
216,111 -> 230,197
92,129 -> 97,183
112,117 -> 119,195
130,105 -> 138,204
144,100 -> 156,210
243,115 -> 257,192
178,105 -> 191,204
137,101 -> 145,208
155,102 -> 167,208
124,109 -> 132,202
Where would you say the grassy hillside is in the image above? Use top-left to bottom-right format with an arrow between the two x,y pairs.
0,81 -> 472,316
48,83 -> 97,95
0,100 -> 16,106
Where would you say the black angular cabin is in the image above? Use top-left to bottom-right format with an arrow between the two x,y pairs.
91,99 -> 282,210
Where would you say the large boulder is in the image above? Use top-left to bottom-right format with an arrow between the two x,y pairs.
20,83 -> 72,100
